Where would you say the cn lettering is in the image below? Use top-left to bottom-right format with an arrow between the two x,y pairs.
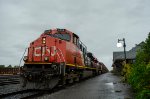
34,46 -> 56,56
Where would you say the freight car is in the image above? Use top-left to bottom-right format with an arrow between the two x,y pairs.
20,29 -> 108,89
0,68 -> 20,75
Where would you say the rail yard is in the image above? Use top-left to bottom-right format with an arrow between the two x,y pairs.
0,28 -> 133,98
0,28 -> 112,98
0,28 -> 136,99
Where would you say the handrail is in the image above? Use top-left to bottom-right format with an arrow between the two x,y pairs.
18,48 -> 27,74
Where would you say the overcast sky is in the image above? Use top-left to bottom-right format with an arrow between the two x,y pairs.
0,0 -> 150,70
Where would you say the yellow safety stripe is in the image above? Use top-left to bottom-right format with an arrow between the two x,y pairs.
66,64 -> 96,70
24,63 -> 96,70
25,62 -> 52,64
66,64 -> 76,67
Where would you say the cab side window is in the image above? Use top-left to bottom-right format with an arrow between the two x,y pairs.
73,36 -> 77,45
73,35 -> 79,47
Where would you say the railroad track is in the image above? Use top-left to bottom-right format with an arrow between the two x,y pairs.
0,75 -> 20,86
0,83 -> 73,99
0,76 -> 94,98
0,87 -> 64,99
0,89 -> 43,99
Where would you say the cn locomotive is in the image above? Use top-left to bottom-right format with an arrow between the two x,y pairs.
20,29 -> 108,89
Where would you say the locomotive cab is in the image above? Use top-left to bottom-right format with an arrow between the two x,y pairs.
71,33 -> 87,65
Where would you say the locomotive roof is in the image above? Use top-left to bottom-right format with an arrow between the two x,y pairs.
43,28 -> 79,37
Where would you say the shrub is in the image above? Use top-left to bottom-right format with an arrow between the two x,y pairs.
127,33 -> 150,99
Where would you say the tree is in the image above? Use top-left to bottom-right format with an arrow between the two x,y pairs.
14,65 -> 19,68
0,65 -> 5,68
143,32 -> 150,63
7,65 -> 12,68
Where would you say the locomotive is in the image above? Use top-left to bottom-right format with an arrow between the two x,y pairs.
20,29 -> 108,89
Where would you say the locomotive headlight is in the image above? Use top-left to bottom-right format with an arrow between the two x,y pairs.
44,57 -> 49,61
23,56 -> 28,61
24,74 -> 27,78
43,37 -> 46,40
42,37 -> 46,44
29,74 -> 32,80
43,40 -> 46,43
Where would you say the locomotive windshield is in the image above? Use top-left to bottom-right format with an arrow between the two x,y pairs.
47,33 -> 71,41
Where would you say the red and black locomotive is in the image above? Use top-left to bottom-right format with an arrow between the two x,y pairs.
21,29 -> 108,89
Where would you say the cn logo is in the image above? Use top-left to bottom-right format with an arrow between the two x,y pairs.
34,46 -> 56,56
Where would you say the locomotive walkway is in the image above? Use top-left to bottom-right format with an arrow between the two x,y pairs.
38,72 -> 134,99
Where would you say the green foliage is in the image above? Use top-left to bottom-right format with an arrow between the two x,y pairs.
14,65 -> 19,68
7,65 -> 12,68
122,63 -> 131,81
0,65 -> 5,68
136,89 -> 150,99
127,33 -> 150,99
0,65 -> 19,68
143,33 -> 150,61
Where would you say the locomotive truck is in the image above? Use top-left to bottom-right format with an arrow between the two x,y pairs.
20,29 -> 108,89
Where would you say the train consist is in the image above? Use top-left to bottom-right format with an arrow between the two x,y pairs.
21,29 -> 108,89
0,68 -> 20,75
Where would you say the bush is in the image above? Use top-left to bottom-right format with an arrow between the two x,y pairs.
127,33 -> 150,99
